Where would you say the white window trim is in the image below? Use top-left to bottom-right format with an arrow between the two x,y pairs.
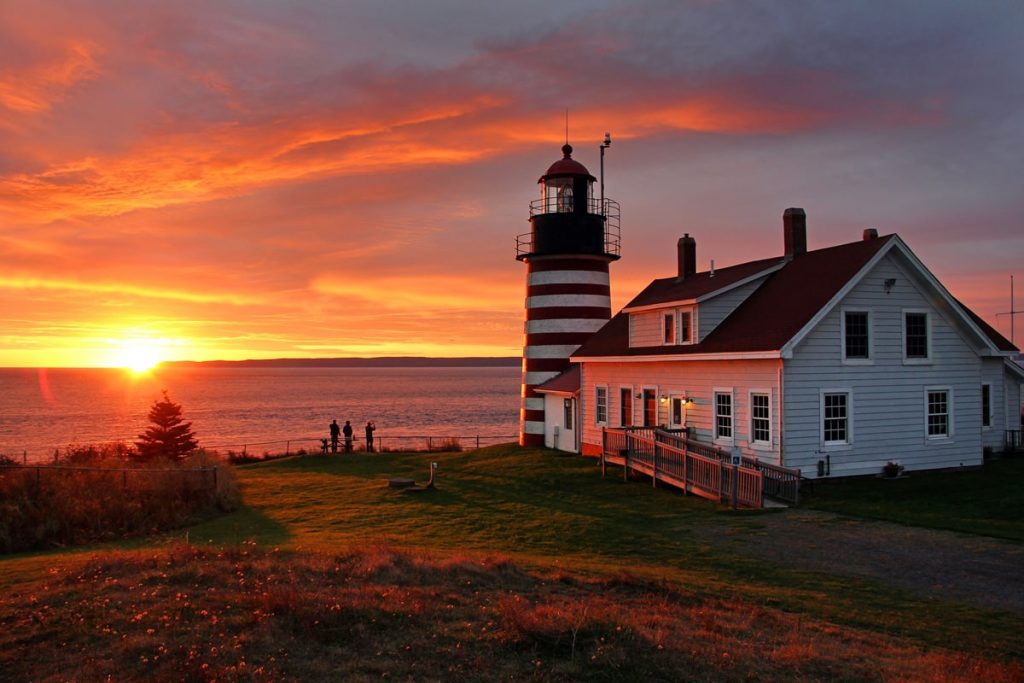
595,385 -> 608,426
663,311 -> 675,345
840,308 -> 873,365
668,393 -> 688,428
924,385 -> 954,441
820,388 -> 854,451
981,382 -> 992,430
713,387 -> 734,446
748,389 -> 772,451
902,309 -> 932,364
618,385 -> 634,427
678,308 -> 695,345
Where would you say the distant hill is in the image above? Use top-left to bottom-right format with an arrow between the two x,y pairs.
165,356 -> 520,368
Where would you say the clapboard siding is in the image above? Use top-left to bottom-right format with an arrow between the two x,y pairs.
629,310 -> 665,347
696,277 -> 768,342
579,359 -> 783,463
783,253 -> 984,477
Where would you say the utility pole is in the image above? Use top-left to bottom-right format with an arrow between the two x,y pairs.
996,275 -> 1023,345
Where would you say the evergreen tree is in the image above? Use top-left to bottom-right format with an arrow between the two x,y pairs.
135,391 -> 199,461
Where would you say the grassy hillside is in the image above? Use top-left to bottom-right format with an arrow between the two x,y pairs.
2,445 -> 1022,680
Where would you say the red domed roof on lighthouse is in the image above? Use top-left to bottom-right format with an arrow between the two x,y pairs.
540,144 -> 596,182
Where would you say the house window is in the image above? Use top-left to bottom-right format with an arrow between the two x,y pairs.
714,391 -> 733,441
663,312 -> 675,344
844,311 -> 869,359
619,388 -> 633,426
981,384 -> 991,428
595,387 -> 607,425
927,389 -> 950,438
563,398 -> 573,430
679,311 -> 692,343
670,397 -> 685,427
822,392 -> 850,445
905,312 -> 929,359
750,393 -> 770,445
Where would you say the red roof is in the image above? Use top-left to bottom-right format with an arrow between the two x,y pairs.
534,364 -> 581,395
575,236 -> 894,357
540,144 -> 595,181
624,257 -> 782,308
574,234 -> 1018,358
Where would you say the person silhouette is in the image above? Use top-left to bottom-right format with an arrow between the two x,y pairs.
329,419 -> 340,453
342,420 -> 353,452
365,421 -> 376,452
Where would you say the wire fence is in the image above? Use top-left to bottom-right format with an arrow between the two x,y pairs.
2,433 -> 519,464
0,463 -> 219,495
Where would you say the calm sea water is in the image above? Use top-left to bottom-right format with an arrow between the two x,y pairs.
0,366 -> 521,462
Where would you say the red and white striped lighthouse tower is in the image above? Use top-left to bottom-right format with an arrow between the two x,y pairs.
516,143 -> 620,446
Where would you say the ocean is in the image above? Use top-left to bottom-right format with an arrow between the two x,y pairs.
0,366 -> 521,462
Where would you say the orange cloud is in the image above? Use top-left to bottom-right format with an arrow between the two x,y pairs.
0,40 -> 100,114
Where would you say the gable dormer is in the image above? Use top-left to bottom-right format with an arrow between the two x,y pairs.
623,233 -> 782,348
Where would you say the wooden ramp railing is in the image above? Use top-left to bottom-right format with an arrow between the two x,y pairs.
601,427 -> 802,508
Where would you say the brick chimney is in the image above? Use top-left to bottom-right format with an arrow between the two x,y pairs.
677,233 -> 696,280
783,208 -> 806,260
863,228 -> 878,241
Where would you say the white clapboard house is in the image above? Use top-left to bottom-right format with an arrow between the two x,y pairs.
539,208 -> 1022,478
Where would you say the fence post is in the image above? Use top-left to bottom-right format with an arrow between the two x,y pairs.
732,463 -> 739,509
652,443 -> 659,489
718,460 -> 724,503
682,447 -> 688,496
286,440 -> 290,456
476,436 -> 480,449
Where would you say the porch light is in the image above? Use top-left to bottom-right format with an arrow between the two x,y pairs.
660,394 -> 668,403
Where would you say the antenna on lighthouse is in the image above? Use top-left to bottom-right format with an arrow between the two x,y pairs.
600,132 -> 611,217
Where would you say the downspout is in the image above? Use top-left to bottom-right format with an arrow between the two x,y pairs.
777,362 -> 785,466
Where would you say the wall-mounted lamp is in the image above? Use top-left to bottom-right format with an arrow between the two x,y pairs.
884,278 -> 896,294
660,394 -> 668,403
635,391 -> 642,399
682,396 -> 695,406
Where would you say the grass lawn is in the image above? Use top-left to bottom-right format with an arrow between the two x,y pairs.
802,454 -> 1024,540
2,445 -> 1022,680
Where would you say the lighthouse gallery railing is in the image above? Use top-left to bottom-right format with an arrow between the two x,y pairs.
516,197 -> 620,259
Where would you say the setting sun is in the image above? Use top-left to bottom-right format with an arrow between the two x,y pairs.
100,335 -> 174,372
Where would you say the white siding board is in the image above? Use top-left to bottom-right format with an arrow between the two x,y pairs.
783,253 -> 984,477
580,359 -> 783,463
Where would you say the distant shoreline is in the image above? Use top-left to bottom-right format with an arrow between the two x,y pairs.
164,356 -> 521,368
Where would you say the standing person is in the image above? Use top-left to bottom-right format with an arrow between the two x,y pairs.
365,421 -> 376,452
342,420 -> 353,453
329,419 -> 340,453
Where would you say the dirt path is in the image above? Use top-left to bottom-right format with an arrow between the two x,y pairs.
699,510 -> 1024,614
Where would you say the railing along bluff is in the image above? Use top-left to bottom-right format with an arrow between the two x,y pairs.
601,427 -> 802,508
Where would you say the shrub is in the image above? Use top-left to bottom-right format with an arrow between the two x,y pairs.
0,448 -> 238,553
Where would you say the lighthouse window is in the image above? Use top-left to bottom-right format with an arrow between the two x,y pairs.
545,178 -> 574,213
556,183 -> 573,213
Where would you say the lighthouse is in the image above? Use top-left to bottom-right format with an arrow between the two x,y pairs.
516,142 -> 620,447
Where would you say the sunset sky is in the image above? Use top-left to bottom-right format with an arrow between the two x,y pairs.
2,1 -> 1022,367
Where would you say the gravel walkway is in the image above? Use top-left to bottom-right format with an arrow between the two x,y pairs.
700,510 -> 1024,614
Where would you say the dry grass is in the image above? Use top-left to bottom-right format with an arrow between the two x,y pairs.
1,543 -> 1019,682
0,448 -> 239,553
